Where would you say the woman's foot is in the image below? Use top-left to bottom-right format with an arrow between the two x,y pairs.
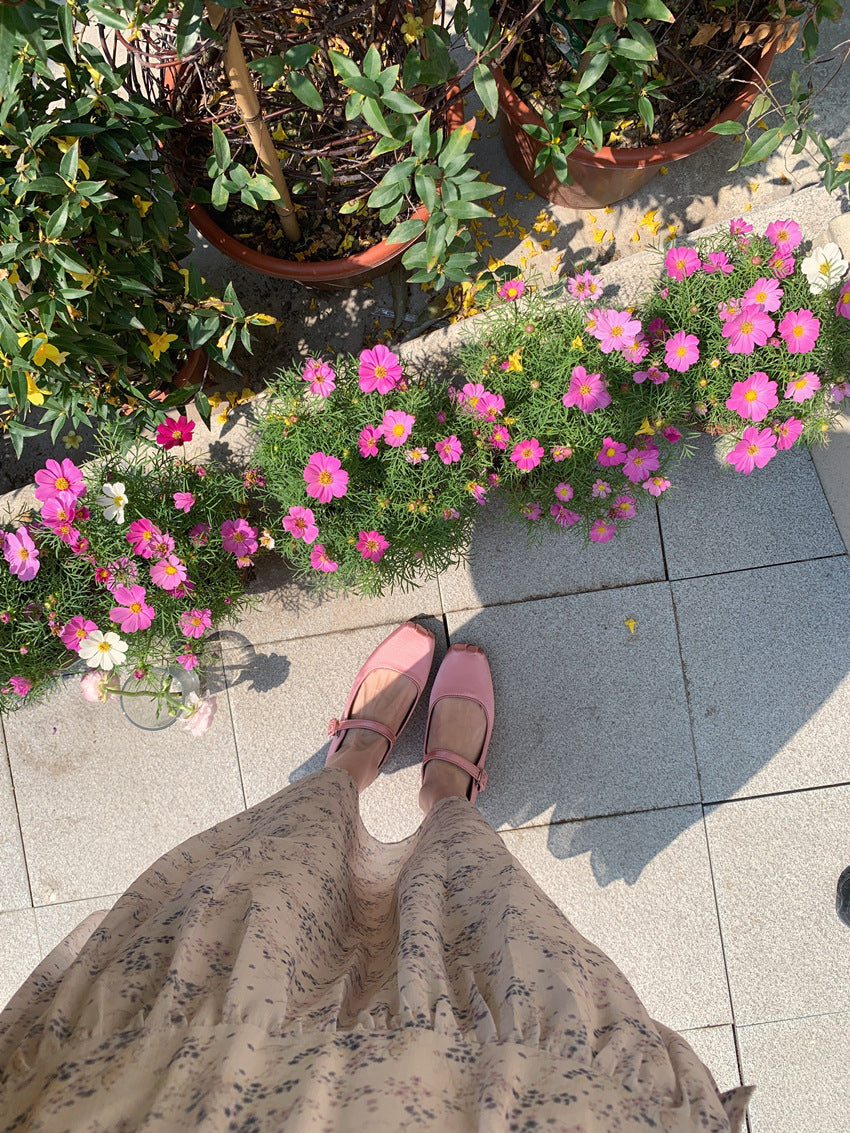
418,693 -> 488,814
326,668 -> 418,792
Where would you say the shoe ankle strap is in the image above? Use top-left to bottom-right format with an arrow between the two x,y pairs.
422,749 -> 487,792
328,717 -> 397,746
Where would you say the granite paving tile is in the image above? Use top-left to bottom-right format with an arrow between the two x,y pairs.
3,666 -> 245,905
705,786 -> 850,1025
500,806 -> 731,1032
658,432 -> 844,578
673,557 -> 850,801
737,1012 -> 850,1133
0,745 -> 30,911
679,1025 -> 743,1095
444,587 -> 701,837
811,404 -> 850,555
0,908 -> 40,1013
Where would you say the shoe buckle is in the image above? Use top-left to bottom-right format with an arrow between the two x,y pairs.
327,718 -> 340,737
477,767 -> 488,792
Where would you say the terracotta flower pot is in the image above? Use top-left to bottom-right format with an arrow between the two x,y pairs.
493,42 -> 778,210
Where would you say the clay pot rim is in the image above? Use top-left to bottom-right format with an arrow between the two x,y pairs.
492,42 -> 778,171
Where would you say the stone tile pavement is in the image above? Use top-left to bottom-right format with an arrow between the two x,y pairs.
2,418 -> 850,1131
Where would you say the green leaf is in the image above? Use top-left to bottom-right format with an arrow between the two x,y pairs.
576,53 -> 609,95
567,0 -> 614,18
58,3 -> 76,58
317,156 -> 334,185
625,20 -> 658,57
627,0 -> 675,20
612,36 -> 657,62
52,248 -> 91,273
45,201 -> 69,239
414,168 -> 438,213
443,199 -> 491,219
284,44 -> 319,69
367,181 -> 405,208
339,199 -> 362,215
740,125 -> 783,165
249,56 -> 288,85
584,115 -> 604,151
411,111 -> 432,159
212,124 -> 231,170
388,217 -> 426,243
175,0 -> 205,58
9,367 -> 27,410
402,49 -> 421,89
287,71 -> 323,111
363,44 -> 381,81
637,95 -> 654,131
473,63 -> 499,119
82,1 -> 129,30
194,390 -> 211,429
380,89 -> 423,115
747,93 -> 772,125
361,97 -> 393,137
467,0 -> 494,50
59,143 -> 80,183
329,50 -> 361,84
709,120 -> 746,135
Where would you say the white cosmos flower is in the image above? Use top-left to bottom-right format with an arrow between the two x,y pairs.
96,481 -> 128,523
78,629 -> 128,670
800,242 -> 849,295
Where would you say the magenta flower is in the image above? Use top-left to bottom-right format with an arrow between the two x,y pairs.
149,531 -> 176,561
551,445 -> 572,461
744,277 -> 783,313
725,371 -> 779,422
155,415 -> 194,449
643,476 -> 671,497
358,344 -> 402,394
765,219 -> 802,253
665,331 -> 700,371
459,382 -> 486,413
150,554 -> 188,591
778,309 -> 820,353
554,482 -> 574,502
3,528 -> 39,581
567,270 -> 602,300
176,650 -> 199,672
597,437 -> 627,466
510,438 -> 544,472
785,371 -> 821,402
110,584 -> 155,633
173,491 -> 195,514
303,452 -> 349,502
302,358 -> 337,397
592,479 -> 611,498
436,435 -> 463,464
478,392 -> 505,420
730,218 -> 753,236
520,503 -> 542,521
220,518 -> 258,555
774,416 -> 804,450
633,365 -> 669,386
60,615 -> 98,653
34,458 -> 85,502
282,505 -> 318,544
769,252 -> 795,279
380,410 -> 415,447
722,306 -> 775,355
727,426 -> 777,473
189,523 -> 210,548
662,425 -> 683,444
550,504 -> 580,528
562,366 -> 610,413
490,425 -> 510,450
594,309 -> 642,354
126,518 -> 161,559
443,507 -> 461,520
358,425 -> 380,458
94,565 -> 112,587
612,494 -> 637,519
356,530 -> 389,562
836,282 -> 850,319
665,246 -> 701,280
702,251 -> 734,275
832,381 -> 850,402
180,608 -> 212,638
646,318 -> 670,345
623,446 -> 660,483
9,676 -> 31,697
310,544 -> 338,573
589,518 -> 617,543
498,278 -> 525,301
717,297 -> 742,322
40,490 -> 77,528
105,557 -> 138,594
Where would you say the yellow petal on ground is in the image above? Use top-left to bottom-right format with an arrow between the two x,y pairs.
518,255 -> 528,269
631,229 -> 641,243
747,182 -> 760,192
487,256 -> 505,271
624,618 -> 638,634
837,153 -> 850,171
592,227 -> 610,244
208,392 -> 225,408
588,213 -> 597,224
744,203 -> 752,211
515,190 -> 536,200
659,166 -> 669,174
497,192 -> 505,205
603,206 -> 616,214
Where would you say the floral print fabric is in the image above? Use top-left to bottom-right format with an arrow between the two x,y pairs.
0,768 -> 752,1130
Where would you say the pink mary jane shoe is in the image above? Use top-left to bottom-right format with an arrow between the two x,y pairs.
422,643 -> 494,803
326,621 -> 436,767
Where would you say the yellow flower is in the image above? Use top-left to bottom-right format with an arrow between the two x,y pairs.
837,153 -> 850,172
207,391 -> 225,408
26,373 -> 51,405
145,330 -> 178,360
503,349 -> 523,373
132,195 -> 153,217
19,334 -> 68,367
400,12 -> 424,42
215,406 -> 230,425
62,431 -> 83,450
635,417 -> 656,436
571,335 -> 583,350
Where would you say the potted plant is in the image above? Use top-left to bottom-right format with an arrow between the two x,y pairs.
0,1 -> 275,456
461,0 -> 849,208
0,416 -> 272,723
90,0 -> 497,291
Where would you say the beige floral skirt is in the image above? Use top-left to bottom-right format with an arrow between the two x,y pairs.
0,767 -> 751,1130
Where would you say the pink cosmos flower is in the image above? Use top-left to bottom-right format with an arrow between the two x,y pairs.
94,565 -> 112,587
40,490 -> 78,530
490,425 -> 510,450
301,359 -> 337,397
176,650 -> 199,672
594,309 -> 642,354
358,425 -> 380,458
597,437 -> 627,466
554,482 -> 573,502
744,277 -> 783,313
189,523 -> 210,548
727,426 -> 777,473
303,452 -> 349,502
110,584 -> 155,633
702,251 -> 734,275
150,554 -> 188,591
717,297 -> 742,322
836,283 -> 850,319
105,557 -> 138,593
725,371 -> 779,421
356,530 -> 389,562
765,219 -> 802,253
3,528 -> 39,581
774,416 -> 804,450
310,544 -> 338,573
623,446 -> 660,483
477,392 -> 505,420
633,366 -> 669,385
585,306 -> 606,336
520,503 -> 542,521
458,381 -> 486,413
591,480 -> 611,499
770,252 -> 795,279
643,476 -> 671,497
665,331 -> 700,371
405,445 -> 428,466
563,366 -> 610,413
126,518 -> 160,559
612,494 -> 637,518
832,381 -> 850,402
380,410 -> 415,447
468,482 -> 487,505
498,278 -> 525,301
80,670 -> 119,702
173,491 -> 195,513
155,415 -> 194,449
567,270 -> 602,299
550,504 -> 580,528
9,676 -> 31,697
510,438 -> 544,472
730,218 -> 753,235
665,246 -> 701,280
60,615 -> 98,653
235,556 -> 253,569
589,518 -> 616,543
435,435 -> 463,464
785,371 -> 821,402
149,531 -> 176,561
180,608 -> 212,638
358,344 -> 402,394
646,318 -> 670,345
220,518 -> 258,556
443,507 -> 461,520
183,694 -> 217,734
722,306 -> 775,355
282,505 -> 318,544
34,458 -> 85,502
662,425 -> 683,444
551,445 -> 572,461
778,309 -> 820,353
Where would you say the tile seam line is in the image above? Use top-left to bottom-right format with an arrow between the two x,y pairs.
220,653 -> 249,813
0,714 -> 35,911
498,798 -> 701,833
735,1006 -> 850,1028
702,778 -> 850,807
667,550 -> 846,585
